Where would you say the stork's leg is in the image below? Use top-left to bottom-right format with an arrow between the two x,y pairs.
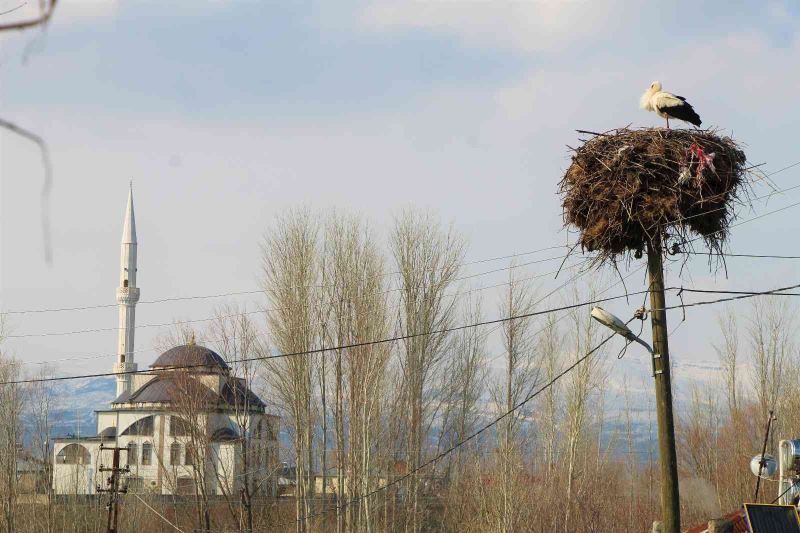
666,117 -> 670,129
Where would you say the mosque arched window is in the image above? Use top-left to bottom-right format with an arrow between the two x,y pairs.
56,444 -> 91,465
185,443 -> 196,466
120,416 -> 154,437
127,442 -> 138,465
170,442 -> 181,465
141,442 -> 153,466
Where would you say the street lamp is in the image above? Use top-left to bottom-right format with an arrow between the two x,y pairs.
590,306 -> 654,354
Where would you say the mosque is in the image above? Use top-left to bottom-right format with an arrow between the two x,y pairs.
52,188 -> 279,496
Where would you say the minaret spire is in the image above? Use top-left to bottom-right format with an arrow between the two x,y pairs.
114,184 -> 140,397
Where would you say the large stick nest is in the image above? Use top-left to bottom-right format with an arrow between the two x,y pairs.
559,128 -> 749,263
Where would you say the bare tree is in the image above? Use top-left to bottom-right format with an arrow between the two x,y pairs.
538,314 -> 563,478
747,297 -> 794,428
438,292 -> 486,478
713,307 -> 740,416
391,208 -> 464,532
318,213 -> 390,532
0,352 -> 22,532
208,304 -> 268,533
488,266 -> 540,533
261,208 -> 319,532
170,368 -> 214,533
563,287 -> 605,532
26,366 -> 55,533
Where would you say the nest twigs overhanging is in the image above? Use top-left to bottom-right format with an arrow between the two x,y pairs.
559,127 -> 751,267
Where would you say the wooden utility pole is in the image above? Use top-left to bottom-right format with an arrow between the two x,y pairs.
97,445 -> 129,533
646,236 -> 680,533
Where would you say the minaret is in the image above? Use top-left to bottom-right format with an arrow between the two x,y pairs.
114,184 -> 140,397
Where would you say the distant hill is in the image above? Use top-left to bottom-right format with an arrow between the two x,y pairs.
33,354 -> 721,465
47,377 -> 116,438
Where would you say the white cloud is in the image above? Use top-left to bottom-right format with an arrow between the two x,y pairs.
359,0 -> 619,52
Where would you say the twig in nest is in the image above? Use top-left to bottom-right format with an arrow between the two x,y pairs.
555,242 -> 581,279
576,130 -> 605,137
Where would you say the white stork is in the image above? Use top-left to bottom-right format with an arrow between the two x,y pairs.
640,81 -> 702,129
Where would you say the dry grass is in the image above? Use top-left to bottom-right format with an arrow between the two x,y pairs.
559,127 -> 750,264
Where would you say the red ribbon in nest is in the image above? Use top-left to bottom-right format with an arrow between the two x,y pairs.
689,143 -> 716,177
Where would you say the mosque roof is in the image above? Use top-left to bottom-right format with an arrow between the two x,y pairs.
150,344 -> 230,371
111,374 -> 265,410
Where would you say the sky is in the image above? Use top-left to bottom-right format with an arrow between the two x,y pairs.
1,0 -> 800,407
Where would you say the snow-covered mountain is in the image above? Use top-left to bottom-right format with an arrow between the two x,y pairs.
47,377 -> 116,438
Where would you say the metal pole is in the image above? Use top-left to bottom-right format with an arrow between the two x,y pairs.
646,236 -> 681,533
754,410 -> 775,502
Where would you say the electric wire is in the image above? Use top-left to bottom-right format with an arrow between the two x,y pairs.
14,181 -> 800,341
8,258 -> 593,367
772,479 -> 800,505
130,493 -> 185,533
5,253 -> 580,339
686,252 -> 800,260
0,290 -> 653,386
5,158 -> 800,319
654,282 -> 800,311
1,245 -> 570,316
14,275 -> 793,384
280,324 -> 628,527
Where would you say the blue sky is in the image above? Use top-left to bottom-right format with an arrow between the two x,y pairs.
1,0 -> 799,404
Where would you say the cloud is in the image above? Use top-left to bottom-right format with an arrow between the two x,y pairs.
358,0 -> 620,52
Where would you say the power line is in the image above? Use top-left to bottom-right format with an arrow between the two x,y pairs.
1,245 -> 570,316
5,253 -> 579,339
6,158 -> 800,319
656,282 -> 800,311
686,252 -> 800,260
0,290 -> 652,386
15,184 -> 800,341
483,262 -> 647,368
8,161 -> 800,330
5,257 -> 589,340
129,493 -> 185,533
10,258 -> 592,367
16,275 -> 795,384
677,287 -> 800,296
281,326 -> 626,528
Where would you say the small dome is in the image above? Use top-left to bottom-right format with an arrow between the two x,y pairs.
99,427 -> 117,438
151,344 -> 229,370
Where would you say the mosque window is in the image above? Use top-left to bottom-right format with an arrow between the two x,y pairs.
170,442 -> 181,465
120,416 -> 154,436
127,442 -> 137,465
123,279 -> 129,288
141,442 -> 152,466
56,444 -> 91,465
185,444 -> 196,466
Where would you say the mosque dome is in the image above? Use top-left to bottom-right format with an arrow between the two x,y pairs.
150,344 -> 229,371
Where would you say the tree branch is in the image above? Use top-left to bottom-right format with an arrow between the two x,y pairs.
0,0 -> 56,31
0,117 -> 53,264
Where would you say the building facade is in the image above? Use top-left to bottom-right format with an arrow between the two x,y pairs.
52,187 -> 279,496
